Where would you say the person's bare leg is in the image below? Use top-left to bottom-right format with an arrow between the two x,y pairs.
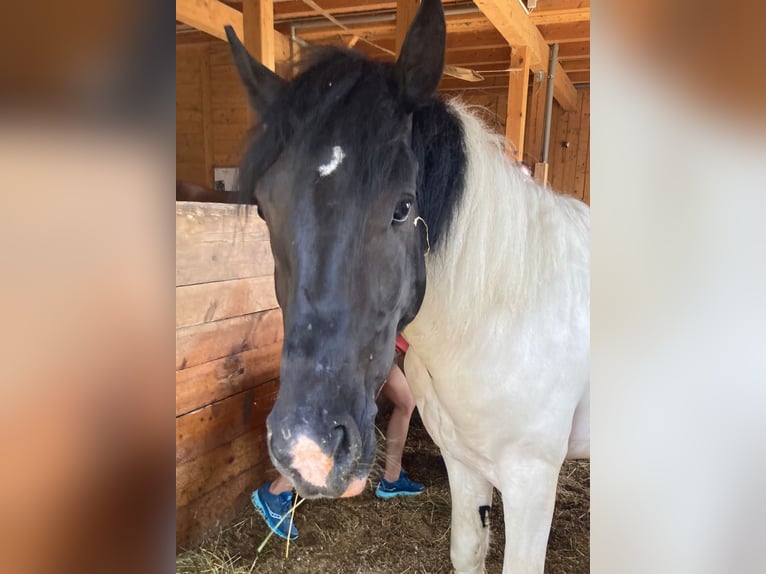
380,362 -> 416,482
269,473 -> 293,495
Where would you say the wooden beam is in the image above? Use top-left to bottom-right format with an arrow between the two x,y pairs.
533,0 -> 590,10
243,0 -> 275,72
567,71 -> 590,84
438,73 -> 511,92
530,8 -> 590,25
505,46 -> 530,161
553,62 -> 577,109
538,21 -> 590,43
524,69 -> 547,165
534,162 -> 549,186
291,14 -> 497,44
395,0 -> 420,56
176,0 -> 246,41
473,0 -> 578,111
561,57 -> 590,72
558,41 -> 589,60
446,46 -> 511,68
176,0 -> 291,66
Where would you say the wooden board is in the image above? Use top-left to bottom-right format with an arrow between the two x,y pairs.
176,379 -> 279,465
176,456 -> 278,550
176,340 -> 282,416
545,88 -> 590,200
176,308 -> 283,371
176,276 -> 278,329
176,202 -> 273,286
175,380 -> 280,550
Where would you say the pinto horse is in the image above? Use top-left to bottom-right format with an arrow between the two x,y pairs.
225,0 -> 589,571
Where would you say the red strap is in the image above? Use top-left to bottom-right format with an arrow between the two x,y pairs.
395,334 -> 409,353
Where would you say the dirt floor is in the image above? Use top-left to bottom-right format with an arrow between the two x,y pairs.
177,406 -> 589,574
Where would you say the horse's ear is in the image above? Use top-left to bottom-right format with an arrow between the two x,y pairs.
394,0 -> 446,108
225,26 -> 286,114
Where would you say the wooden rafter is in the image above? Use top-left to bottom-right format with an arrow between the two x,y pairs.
530,8 -> 589,25
176,0 -> 290,60
472,0 -> 578,111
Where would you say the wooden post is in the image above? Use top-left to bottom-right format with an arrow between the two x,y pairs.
524,69 -> 547,166
505,45 -> 530,161
395,0 -> 420,56
243,0 -> 275,71
243,0 -> 275,122
534,162 -> 549,186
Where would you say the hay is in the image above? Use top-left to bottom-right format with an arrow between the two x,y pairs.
177,410 -> 589,574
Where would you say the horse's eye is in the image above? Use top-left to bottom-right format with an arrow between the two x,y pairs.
392,199 -> 412,224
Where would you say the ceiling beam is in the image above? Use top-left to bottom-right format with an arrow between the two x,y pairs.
287,14 -> 497,42
177,0 -> 247,41
567,71 -> 589,84
472,0 -> 577,110
557,41 -> 589,60
532,0 -> 589,10
529,8 -> 589,25
176,0 -> 291,65
538,21 -> 590,43
561,57 -> 589,72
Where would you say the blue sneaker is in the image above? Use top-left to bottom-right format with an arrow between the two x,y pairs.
251,482 -> 298,540
375,470 -> 425,499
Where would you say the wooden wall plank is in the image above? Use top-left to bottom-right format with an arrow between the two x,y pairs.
176,426 -> 272,509
200,46 -> 215,187
560,90 -> 583,194
573,88 -> 590,200
176,308 -> 283,371
177,44 -> 206,186
176,276 -> 278,329
176,457 -> 278,550
176,202 -> 273,286
176,379 -> 279,465
176,341 -> 281,416
544,87 -> 589,200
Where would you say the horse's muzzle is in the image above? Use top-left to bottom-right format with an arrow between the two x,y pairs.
266,410 -> 368,498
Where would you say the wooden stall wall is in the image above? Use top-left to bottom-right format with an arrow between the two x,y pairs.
177,36 -> 297,189
177,43 -> 210,187
444,85 -> 590,206
547,88 -> 590,204
177,40 -> 251,188
176,202 -> 283,550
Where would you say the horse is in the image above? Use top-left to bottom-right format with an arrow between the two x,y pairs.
224,0 -> 589,571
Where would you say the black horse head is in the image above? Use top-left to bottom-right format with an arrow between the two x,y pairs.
226,0 -> 465,498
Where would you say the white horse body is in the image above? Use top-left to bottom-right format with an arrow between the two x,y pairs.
403,102 -> 590,574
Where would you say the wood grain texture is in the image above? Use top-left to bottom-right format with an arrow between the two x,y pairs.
176,308 -> 282,371
176,202 -> 273,286
176,276 -> 278,329
176,341 -> 281,416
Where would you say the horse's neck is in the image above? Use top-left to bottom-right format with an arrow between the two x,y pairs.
406,102 -> 589,346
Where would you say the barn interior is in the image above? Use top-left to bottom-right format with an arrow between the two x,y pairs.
175,0 -> 590,570
176,0 -> 590,203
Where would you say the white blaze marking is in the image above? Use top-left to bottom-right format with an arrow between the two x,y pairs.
318,146 -> 346,177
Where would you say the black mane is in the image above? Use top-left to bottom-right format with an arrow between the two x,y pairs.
237,47 -> 466,252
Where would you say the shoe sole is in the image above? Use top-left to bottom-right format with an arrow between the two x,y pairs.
251,491 -> 298,541
375,488 -> 425,499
